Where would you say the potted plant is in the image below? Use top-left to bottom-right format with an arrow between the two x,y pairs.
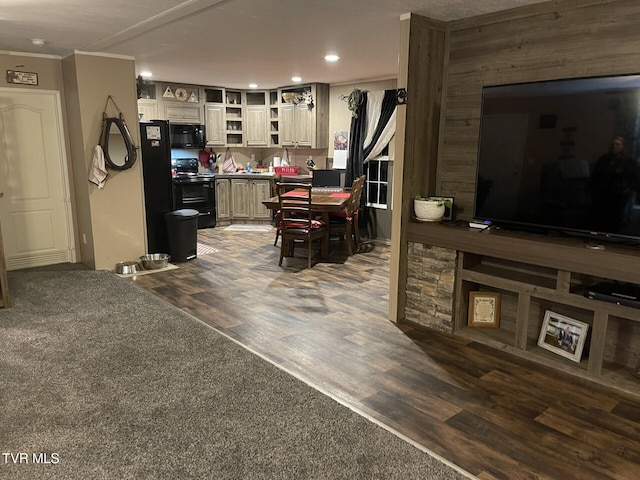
413,196 -> 452,222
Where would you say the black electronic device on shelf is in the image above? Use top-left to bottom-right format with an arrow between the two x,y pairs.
584,281 -> 640,309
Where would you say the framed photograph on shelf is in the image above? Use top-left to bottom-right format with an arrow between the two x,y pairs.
468,291 -> 501,328
537,310 -> 589,363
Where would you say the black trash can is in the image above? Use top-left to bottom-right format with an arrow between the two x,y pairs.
165,209 -> 199,262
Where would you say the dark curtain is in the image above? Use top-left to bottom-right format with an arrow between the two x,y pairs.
346,96 -> 367,187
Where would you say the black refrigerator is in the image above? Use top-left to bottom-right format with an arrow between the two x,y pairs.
139,120 -> 174,254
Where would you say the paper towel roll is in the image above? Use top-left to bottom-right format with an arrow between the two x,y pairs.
273,156 -> 281,167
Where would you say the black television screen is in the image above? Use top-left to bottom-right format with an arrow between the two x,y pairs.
474,74 -> 640,242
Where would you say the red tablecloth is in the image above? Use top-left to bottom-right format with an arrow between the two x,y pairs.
282,191 -> 308,197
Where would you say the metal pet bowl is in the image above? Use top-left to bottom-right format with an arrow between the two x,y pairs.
115,261 -> 142,275
139,253 -> 170,270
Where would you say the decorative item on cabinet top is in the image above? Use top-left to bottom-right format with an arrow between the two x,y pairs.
162,84 -> 199,103
282,89 -> 314,110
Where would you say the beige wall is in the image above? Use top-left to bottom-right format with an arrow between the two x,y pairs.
62,53 -> 146,270
0,52 -> 65,91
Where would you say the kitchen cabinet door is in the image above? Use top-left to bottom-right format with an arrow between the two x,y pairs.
231,179 -> 251,219
137,99 -> 158,121
280,103 -> 296,146
278,92 -> 325,148
164,105 -> 202,123
245,106 -> 268,147
205,104 -> 225,146
250,179 -> 272,220
215,179 -> 231,224
295,104 -> 312,148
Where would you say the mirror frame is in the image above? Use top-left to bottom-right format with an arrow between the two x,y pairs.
100,116 -> 137,171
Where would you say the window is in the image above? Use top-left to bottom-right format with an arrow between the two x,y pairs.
365,155 -> 389,209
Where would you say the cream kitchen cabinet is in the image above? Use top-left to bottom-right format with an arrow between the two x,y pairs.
225,90 -> 243,146
230,177 -> 271,223
205,104 -> 225,146
279,83 -> 329,149
158,83 -> 203,123
245,105 -> 269,147
215,178 -> 231,225
216,175 -> 273,225
269,90 -> 280,147
137,99 -> 158,121
244,91 -> 269,147
164,105 -> 202,123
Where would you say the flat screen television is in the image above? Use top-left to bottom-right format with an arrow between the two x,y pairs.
474,74 -> 640,243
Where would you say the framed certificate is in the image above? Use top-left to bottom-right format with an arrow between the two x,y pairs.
468,291 -> 501,328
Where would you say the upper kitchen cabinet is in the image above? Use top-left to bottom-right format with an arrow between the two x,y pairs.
204,88 -> 225,147
244,91 -> 269,147
137,99 -> 158,121
269,90 -> 280,147
160,83 -> 203,123
225,90 -> 243,146
279,83 -> 329,149
137,80 -> 158,121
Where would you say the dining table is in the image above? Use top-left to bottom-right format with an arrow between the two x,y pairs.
262,189 -> 351,223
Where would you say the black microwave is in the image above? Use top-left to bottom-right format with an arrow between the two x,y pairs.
170,124 -> 205,149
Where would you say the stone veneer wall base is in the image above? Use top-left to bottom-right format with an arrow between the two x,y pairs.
404,242 -> 456,333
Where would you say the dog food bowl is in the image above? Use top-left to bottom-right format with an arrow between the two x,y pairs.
139,253 -> 170,270
115,261 -> 142,275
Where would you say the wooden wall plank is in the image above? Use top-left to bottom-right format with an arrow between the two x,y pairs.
436,0 -> 640,219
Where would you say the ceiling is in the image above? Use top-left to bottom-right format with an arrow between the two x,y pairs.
1,0 -> 548,89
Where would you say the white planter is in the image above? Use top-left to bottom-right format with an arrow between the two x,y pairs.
414,199 -> 445,222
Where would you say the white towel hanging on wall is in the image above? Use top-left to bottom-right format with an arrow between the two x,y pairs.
88,145 -> 108,189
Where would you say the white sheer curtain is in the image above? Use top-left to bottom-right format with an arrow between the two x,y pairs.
363,91 -> 397,162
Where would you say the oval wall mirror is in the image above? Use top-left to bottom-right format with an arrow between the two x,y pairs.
101,116 -> 137,170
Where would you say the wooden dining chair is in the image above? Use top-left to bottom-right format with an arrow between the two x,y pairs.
329,175 -> 366,255
276,182 -> 329,268
269,176 -> 282,246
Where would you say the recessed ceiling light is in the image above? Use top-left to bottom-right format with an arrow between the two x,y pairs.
139,71 -> 153,78
324,54 -> 339,62
31,38 -> 45,47
291,76 -> 302,83
249,83 -> 258,89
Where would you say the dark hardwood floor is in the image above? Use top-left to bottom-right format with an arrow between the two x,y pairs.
131,227 -> 640,479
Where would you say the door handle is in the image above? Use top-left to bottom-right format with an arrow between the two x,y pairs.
0,192 -> 3,198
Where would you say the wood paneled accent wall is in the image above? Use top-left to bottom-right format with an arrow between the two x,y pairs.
437,0 -> 640,219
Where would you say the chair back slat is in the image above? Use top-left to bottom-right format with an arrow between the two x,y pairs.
276,182 -> 314,232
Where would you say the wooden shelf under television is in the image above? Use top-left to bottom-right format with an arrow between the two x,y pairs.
406,222 -> 640,396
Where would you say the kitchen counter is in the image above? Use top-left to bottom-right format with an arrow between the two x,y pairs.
215,172 -> 275,178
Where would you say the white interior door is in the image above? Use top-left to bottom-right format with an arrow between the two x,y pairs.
0,88 -> 75,270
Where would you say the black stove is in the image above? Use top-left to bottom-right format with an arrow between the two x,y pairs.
171,158 -> 216,228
